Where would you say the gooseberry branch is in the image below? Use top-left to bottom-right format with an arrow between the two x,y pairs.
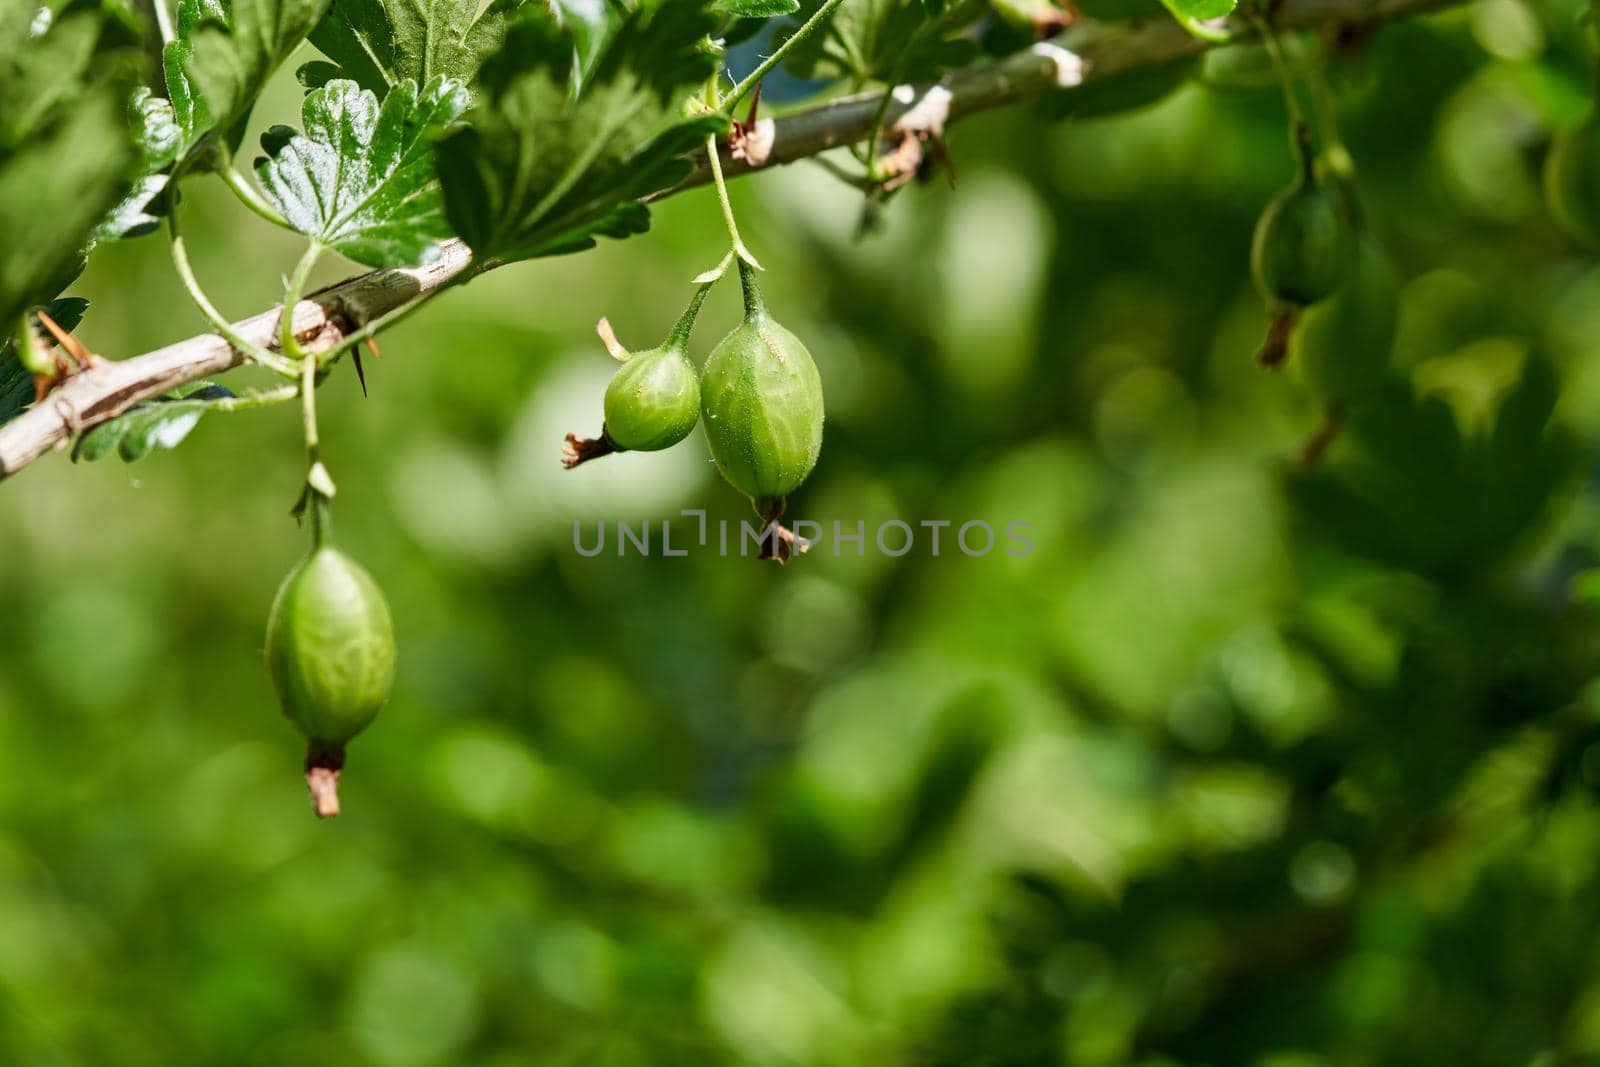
0,0 -> 1466,482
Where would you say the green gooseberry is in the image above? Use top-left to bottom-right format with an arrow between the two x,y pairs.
564,287 -> 709,466
265,516 -> 395,817
699,259 -> 824,524
1251,124 -> 1352,366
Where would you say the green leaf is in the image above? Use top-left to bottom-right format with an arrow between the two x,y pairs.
0,298 -> 90,429
72,381 -> 237,463
1162,0 -> 1234,21
308,0 -> 531,95
0,0 -> 140,150
719,0 -> 800,17
783,0 -> 984,84
434,0 -> 725,264
0,0 -> 143,322
130,85 -> 181,171
255,76 -> 469,268
94,174 -> 170,240
163,0 -> 332,168
1288,361 -> 1580,580
92,87 -> 184,245
1158,0 -> 1234,39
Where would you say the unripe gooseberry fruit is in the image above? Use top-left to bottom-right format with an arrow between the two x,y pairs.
1292,236 -> 1399,410
602,345 -> 701,451
265,530 -> 395,818
563,288 -> 709,467
700,260 -> 824,523
1251,124 -> 1352,367
1544,112 -> 1600,249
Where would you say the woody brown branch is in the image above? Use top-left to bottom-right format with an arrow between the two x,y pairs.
0,0 -> 1462,481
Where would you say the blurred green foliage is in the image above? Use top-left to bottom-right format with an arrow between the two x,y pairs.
9,4 -> 1600,1064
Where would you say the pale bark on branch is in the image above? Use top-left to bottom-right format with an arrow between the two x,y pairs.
0,0 -> 1462,480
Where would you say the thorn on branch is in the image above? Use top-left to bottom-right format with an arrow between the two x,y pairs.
729,84 -> 775,168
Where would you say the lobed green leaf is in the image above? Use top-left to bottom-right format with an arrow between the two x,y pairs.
308,0 -> 532,95
434,0 -> 726,264
255,76 -> 470,268
163,0 -> 332,168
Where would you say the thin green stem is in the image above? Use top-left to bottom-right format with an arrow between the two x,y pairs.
280,242 -> 324,363
300,348 -> 334,540
1300,41 -> 1358,190
666,283 -> 714,351
218,166 -> 292,229
210,384 -> 299,412
705,131 -> 758,267
301,354 -> 319,458
722,0 -> 849,114
166,209 -> 300,377
1248,11 -> 1308,132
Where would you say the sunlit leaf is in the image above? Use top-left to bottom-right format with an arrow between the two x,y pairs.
308,0 -> 531,95
163,0 -> 332,167
256,76 -> 470,268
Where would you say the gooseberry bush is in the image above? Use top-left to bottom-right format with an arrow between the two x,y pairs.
0,0 -> 1586,816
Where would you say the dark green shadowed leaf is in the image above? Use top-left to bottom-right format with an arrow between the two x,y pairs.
1288,361 -> 1580,580
0,0 -> 143,324
782,0 -> 985,84
0,298 -> 89,429
163,0 -> 332,168
309,0 -> 532,95
297,59 -> 343,88
0,84 -> 139,330
255,76 -> 470,268
434,0 -> 725,264
73,382 -> 237,463
0,0 -> 140,150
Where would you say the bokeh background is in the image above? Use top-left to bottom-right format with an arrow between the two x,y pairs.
7,2 -> 1600,1063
